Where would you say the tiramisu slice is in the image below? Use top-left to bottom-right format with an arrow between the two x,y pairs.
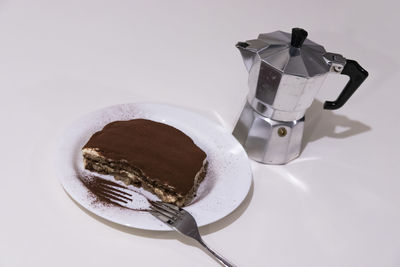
82,119 -> 207,207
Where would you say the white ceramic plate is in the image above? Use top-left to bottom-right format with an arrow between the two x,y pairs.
56,103 -> 252,231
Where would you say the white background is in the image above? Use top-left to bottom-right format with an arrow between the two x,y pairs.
1,0 -> 399,266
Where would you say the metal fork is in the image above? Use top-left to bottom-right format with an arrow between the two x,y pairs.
95,178 -> 236,267
149,201 -> 236,267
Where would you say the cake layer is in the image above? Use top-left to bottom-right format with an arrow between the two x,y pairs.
82,148 -> 207,206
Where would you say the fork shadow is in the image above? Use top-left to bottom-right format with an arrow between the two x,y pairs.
301,99 -> 371,151
70,179 -> 254,243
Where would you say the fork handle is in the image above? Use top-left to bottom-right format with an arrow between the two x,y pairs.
197,238 -> 237,267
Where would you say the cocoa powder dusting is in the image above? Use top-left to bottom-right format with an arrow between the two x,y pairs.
77,173 -> 151,212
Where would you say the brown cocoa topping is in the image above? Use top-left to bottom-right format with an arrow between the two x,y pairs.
83,119 -> 207,195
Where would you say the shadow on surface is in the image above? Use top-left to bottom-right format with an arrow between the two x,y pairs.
302,100 -> 371,151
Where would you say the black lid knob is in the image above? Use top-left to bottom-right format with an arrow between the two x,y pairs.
291,28 -> 308,48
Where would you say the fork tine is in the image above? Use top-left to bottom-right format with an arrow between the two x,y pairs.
149,210 -> 173,224
150,205 -> 176,219
98,182 -> 132,197
150,201 -> 180,216
97,185 -> 132,201
97,190 -> 130,204
158,202 -> 181,212
99,194 -> 127,207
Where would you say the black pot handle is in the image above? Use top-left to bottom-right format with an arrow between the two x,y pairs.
324,59 -> 369,110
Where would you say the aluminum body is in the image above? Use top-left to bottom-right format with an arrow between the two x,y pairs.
234,101 -> 304,164
233,30 -> 346,164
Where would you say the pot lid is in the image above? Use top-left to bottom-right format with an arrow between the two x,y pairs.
238,28 -> 330,78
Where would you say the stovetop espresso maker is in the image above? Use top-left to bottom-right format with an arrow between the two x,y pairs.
233,28 -> 368,164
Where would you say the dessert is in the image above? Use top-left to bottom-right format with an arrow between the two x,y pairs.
82,119 -> 207,207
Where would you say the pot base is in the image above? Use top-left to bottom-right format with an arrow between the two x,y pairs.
233,101 -> 304,164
